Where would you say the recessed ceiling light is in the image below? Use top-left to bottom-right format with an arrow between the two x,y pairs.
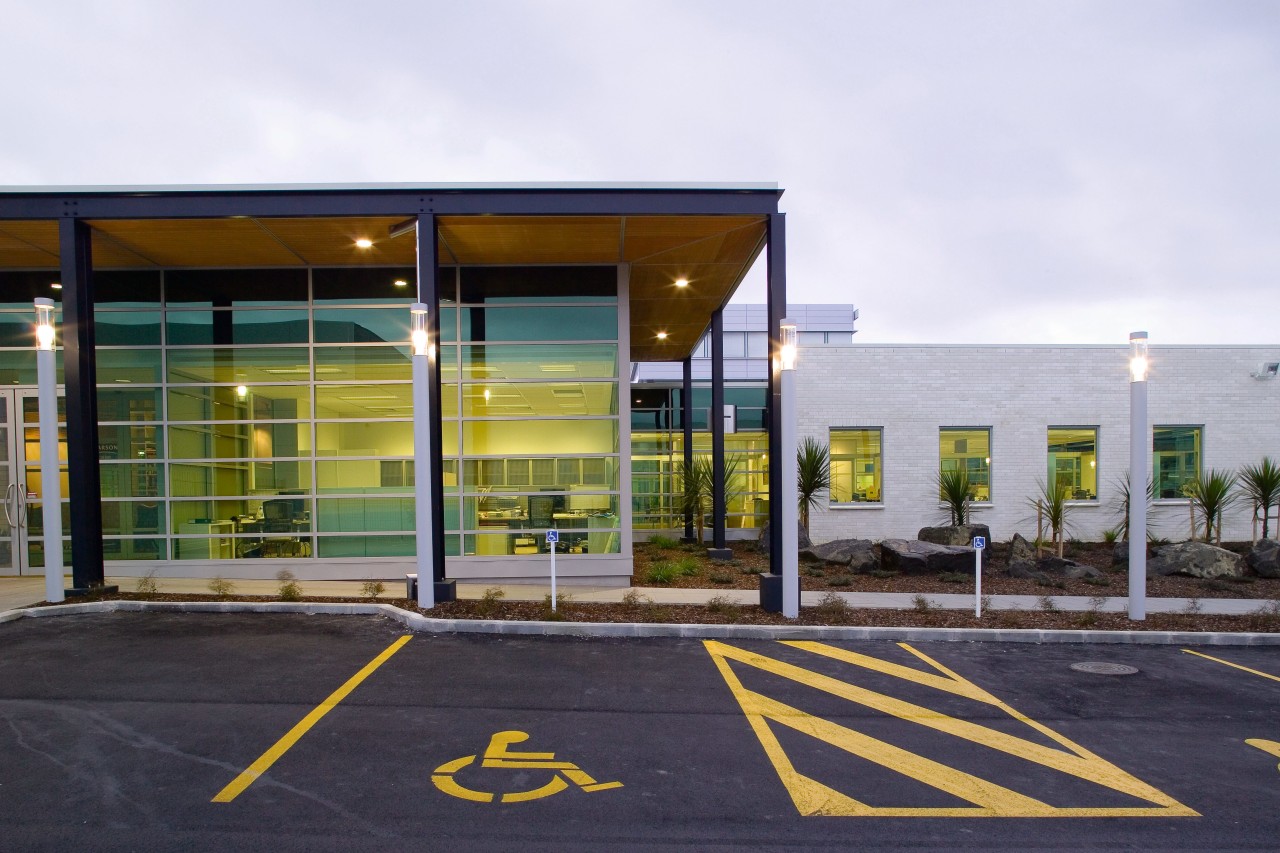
51,282 -> 63,290
393,279 -> 408,287
656,331 -> 668,340
355,238 -> 373,249
674,278 -> 688,288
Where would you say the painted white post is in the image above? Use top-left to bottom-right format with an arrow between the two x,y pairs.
779,319 -> 799,619
34,298 -> 63,604
411,303 -> 434,610
1128,331 -> 1149,621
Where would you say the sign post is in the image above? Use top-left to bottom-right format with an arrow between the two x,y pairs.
972,536 -> 986,618
546,529 -> 559,611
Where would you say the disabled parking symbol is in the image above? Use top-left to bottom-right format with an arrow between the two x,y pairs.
432,730 -> 623,803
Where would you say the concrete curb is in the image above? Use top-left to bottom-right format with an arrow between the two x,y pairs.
4,599 -> 1279,646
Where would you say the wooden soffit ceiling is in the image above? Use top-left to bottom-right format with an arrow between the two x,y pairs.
0,214 -> 767,360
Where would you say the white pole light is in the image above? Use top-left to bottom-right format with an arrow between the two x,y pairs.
34,298 -> 64,604
779,319 -> 799,618
411,302 -> 434,610
1128,331 -> 1148,621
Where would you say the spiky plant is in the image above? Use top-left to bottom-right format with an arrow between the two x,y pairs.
674,455 -> 741,544
1028,480 -> 1073,557
1110,472 -> 1156,542
1239,457 -> 1280,541
796,437 -> 831,534
937,467 -> 971,526
1183,469 -> 1238,544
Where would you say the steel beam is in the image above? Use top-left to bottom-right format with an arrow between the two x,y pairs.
766,214 -> 787,574
682,357 -> 694,542
709,309 -> 729,556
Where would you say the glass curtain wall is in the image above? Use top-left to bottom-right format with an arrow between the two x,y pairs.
77,264 -> 622,564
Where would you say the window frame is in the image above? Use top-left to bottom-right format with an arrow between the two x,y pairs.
938,426 -> 992,503
828,427 -> 884,506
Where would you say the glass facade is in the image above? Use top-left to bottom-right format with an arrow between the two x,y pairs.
1047,427 -> 1098,500
829,428 -> 882,503
0,264 -> 628,566
1153,426 -> 1202,499
939,428 -> 991,501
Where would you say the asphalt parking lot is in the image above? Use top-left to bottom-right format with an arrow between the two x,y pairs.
0,612 -> 1277,852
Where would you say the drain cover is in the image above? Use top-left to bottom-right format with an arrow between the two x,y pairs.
1070,662 -> 1139,675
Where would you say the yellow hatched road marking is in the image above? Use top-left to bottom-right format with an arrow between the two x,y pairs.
1181,649 -> 1280,683
212,635 -> 413,803
705,640 -> 1197,818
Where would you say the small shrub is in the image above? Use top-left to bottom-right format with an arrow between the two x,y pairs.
705,595 -> 739,615
1088,595 -> 1109,612
709,573 -> 733,585
360,580 -> 386,600
1076,610 -> 1099,628
1035,577 -> 1067,590
1082,575 -> 1112,587
980,595 -> 993,613
1200,579 -> 1231,593
827,575 -> 852,587
276,569 -> 302,602
648,534 -> 679,550
135,569 -> 159,595
476,587 -> 506,617
646,562 -> 679,585
1036,594 -> 1059,613
814,591 -> 852,621
1245,600 -> 1280,632
912,594 -> 933,612
740,565 -> 760,576
679,543 -> 701,553
867,568 -> 899,579
938,571 -> 968,584
674,556 -> 701,577
803,566 -> 825,578
620,588 -> 651,608
1102,528 -> 1120,544
541,592 -> 570,621
208,576 -> 235,597
1183,597 -> 1204,616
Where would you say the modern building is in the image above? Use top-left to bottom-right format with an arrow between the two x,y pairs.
0,183 -> 792,596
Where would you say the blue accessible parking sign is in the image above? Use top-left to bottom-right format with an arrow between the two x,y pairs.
546,530 -> 559,544
972,536 -> 986,550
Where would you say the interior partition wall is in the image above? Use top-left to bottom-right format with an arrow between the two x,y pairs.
0,264 -> 627,579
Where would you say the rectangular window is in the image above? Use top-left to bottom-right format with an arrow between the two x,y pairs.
1153,426 -> 1202,499
939,428 -> 991,501
829,428 -> 882,503
1047,427 -> 1098,500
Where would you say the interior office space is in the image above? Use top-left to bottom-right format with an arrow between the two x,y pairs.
0,183 -> 791,590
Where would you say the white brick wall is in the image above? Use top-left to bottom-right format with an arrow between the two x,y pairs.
798,345 -> 1280,544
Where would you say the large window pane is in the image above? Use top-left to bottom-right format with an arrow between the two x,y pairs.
315,535 -> 418,558
99,348 -> 163,384
101,500 -> 165,536
168,422 -> 310,459
314,346 -> 412,382
460,382 -> 616,417
316,420 -> 456,456
314,308 -> 411,344
463,419 -> 616,456
98,424 -> 160,461
830,428 -> 883,503
459,306 -> 617,341
167,310 -> 310,345
169,385 -> 311,421
316,497 -> 415,532
317,459 -> 414,493
1048,427 -> 1098,500
100,463 -> 164,498
170,461 -> 311,496
315,384 -> 418,419
312,267 -> 419,304
165,269 -> 308,306
168,347 -> 310,384
1153,426 -> 1202,499
96,312 -> 162,346
97,387 -> 161,423
940,428 -> 991,501
460,344 -> 617,380
458,266 -> 617,303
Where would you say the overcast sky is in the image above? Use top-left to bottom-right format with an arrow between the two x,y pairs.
2,1 -> 1277,345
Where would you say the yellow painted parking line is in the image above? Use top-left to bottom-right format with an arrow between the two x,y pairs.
706,640 -> 1197,817
212,635 -> 413,803
1181,649 -> 1280,683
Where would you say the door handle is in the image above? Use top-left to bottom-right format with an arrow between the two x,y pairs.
16,482 -> 26,528
3,482 -> 14,527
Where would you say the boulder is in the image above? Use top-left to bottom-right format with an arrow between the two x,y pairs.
880,538 -> 973,574
1149,541 -> 1244,579
1008,561 -> 1050,583
1112,541 -> 1128,568
799,538 -> 879,573
1008,532 -> 1036,565
1035,555 -> 1103,580
756,521 -> 812,556
1246,539 -> 1280,579
918,524 -> 992,547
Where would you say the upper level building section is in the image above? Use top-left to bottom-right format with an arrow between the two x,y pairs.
631,303 -> 859,383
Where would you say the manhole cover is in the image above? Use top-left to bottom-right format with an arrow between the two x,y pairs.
1070,662 -> 1139,675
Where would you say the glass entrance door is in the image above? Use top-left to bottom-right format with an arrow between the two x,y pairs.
0,388 -> 69,576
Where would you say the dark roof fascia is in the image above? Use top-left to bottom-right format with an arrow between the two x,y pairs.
0,184 -> 783,220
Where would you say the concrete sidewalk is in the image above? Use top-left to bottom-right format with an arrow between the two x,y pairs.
0,575 -> 1273,618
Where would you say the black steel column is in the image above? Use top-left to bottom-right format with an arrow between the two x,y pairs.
681,358 -> 694,542
59,219 -> 109,593
418,214 -> 455,601
761,214 -> 787,609
708,309 -> 731,558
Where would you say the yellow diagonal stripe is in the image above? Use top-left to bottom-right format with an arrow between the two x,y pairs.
212,635 -> 412,803
705,640 -> 1198,817
1182,649 -> 1280,683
